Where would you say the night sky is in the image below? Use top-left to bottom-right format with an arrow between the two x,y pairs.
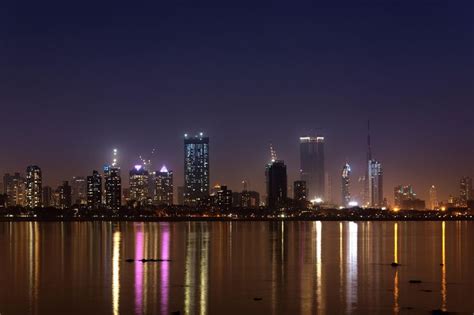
1,1 -> 473,204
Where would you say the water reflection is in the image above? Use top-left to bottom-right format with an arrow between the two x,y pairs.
347,222 -> 358,312
393,222 -> 399,314
112,229 -> 121,315
441,221 -> 447,312
134,224 -> 144,314
160,223 -> 170,315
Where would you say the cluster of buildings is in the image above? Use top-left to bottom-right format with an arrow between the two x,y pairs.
1,127 -> 473,212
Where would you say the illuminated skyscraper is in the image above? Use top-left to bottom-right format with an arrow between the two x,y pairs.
184,133 -> 210,206
299,136 -> 325,200
71,176 -> 87,205
104,166 -> 122,210
129,165 -> 149,206
266,160 -> 287,209
241,190 -> 260,208
87,170 -> 102,210
341,163 -> 351,207
460,176 -> 472,206
293,180 -> 307,201
394,185 -> 416,207
368,160 -> 383,207
214,185 -> 232,210
26,165 -> 42,208
429,185 -> 438,210
3,172 -> 26,207
155,165 -> 173,206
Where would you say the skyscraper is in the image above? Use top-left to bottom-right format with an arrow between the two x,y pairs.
341,163 -> 351,207
299,136 -> 325,200
87,170 -> 102,210
57,181 -> 72,209
3,173 -> 26,207
155,165 -> 173,206
184,133 -> 210,206
214,185 -> 233,210
104,166 -> 122,210
368,160 -> 383,208
266,160 -> 287,209
26,165 -> 42,208
293,180 -> 307,201
71,176 -> 87,205
460,176 -> 472,206
129,165 -> 149,207
42,186 -> 52,207
394,185 -> 416,207
429,185 -> 438,210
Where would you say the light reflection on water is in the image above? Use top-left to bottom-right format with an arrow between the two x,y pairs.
0,221 -> 473,314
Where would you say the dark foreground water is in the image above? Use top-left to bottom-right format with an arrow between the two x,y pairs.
0,221 -> 473,314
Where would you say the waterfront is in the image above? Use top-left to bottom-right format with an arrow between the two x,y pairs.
0,221 -> 473,314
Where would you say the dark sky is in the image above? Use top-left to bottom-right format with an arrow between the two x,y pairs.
1,1 -> 473,204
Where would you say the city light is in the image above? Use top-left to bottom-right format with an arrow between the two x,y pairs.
348,201 -> 358,207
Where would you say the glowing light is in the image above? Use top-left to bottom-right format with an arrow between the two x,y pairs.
112,231 -> 121,315
311,197 -> 324,204
160,165 -> 168,173
348,201 -> 358,207
393,207 -> 400,212
381,207 -> 387,210
441,206 -> 446,211
134,165 -> 142,171
199,132 -> 203,137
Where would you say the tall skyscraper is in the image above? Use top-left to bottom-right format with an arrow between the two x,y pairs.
26,165 -> 42,208
364,120 -> 372,206
293,180 -> 307,201
341,163 -> 351,207
241,190 -> 260,208
299,136 -> 325,200
87,170 -> 102,210
104,166 -> 122,210
184,133 -> 210,206
3,172 -> 26,207
155,165 -> 173,206
71,176 -> 87,205
266,160 -> 287,209
394,185 -> 416,207
58,181 -> 72,209
368,160 -> 383,207
214,185 -> 233,210
129,165 -> 149,207
429,185 -> 438,210
460,176 -> 472,206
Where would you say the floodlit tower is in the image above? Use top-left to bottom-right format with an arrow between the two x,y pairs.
341,163 -> 351,207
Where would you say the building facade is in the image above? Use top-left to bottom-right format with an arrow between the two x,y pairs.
429,185 -> 438,210
129,165 -> 149,207
155,165 -> 173,206
71,176 -> 87,205
266,160 -> 287,209
460,176 -> 472,206
26,165 -> 42,208
184,133 -> 210,206
87,170 -> 102,210
368,160 -> 383,208
3,173 -> 26,207
300,136 -> 325,200
341,163 -> 351,207
104,165 -> 121,210
293,180 -> 307,202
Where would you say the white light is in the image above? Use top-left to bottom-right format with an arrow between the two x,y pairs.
199,132 -> 203,136
311,198 -> 323,204
348,201 -> 358,207
134,165 -> 142,171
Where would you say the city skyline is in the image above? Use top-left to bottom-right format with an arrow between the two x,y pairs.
0,2 -> 472,205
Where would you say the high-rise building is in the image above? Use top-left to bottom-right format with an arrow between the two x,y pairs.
241,190 -> 260,208
293,180 -> 307,201
429,185 -> 438,210
3,173 -> 26,207
87,170 -> 102,210
214,185 -> 232,210
26,165 -> 42,208
71,176 -> 87,205
341,163 -> 351,207
58,181 -> 72,209
299,136 -> 325,200
155,165 -> 173,206
368,160 -> 383,207
42,186 -> 53,207
460,176 -> 472,206
129,165 -> 149,207
184,133 -> 210,206
394,185 -> 416,207
104,165 -> 121,210
266,160 -> 287,209
364,120 -> 372,206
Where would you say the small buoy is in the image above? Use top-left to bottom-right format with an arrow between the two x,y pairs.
125,259 -> 134,263
391,262 -> 399,267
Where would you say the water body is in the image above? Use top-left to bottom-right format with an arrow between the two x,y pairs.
0,221 -> 473,314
